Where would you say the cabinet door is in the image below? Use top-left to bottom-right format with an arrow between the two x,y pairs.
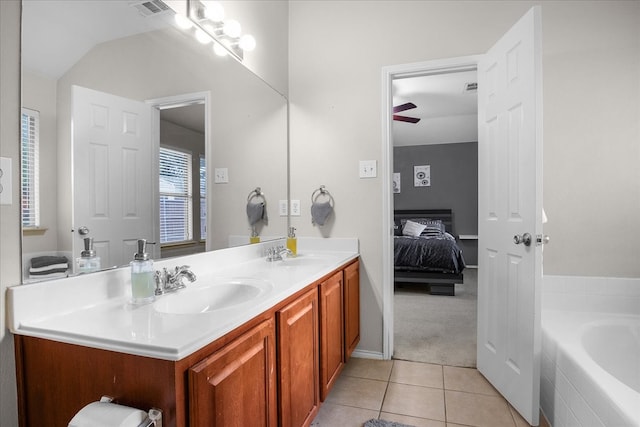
189,318 -> 277,427
319,271 -> 344,401
277,288 -> 319,427
343,260 -> 360,361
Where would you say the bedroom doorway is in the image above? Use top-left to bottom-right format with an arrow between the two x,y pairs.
389,67 -> 479,368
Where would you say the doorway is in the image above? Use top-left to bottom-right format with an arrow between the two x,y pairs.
147,91 -> 211,258
381,56 -> 482,360
389,67 -> 479,367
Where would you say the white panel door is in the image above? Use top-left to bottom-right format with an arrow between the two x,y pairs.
477,7 -> 543,426
72,85 -> 156,270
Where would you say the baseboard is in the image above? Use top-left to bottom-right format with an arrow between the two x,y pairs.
351,349 -> 385,360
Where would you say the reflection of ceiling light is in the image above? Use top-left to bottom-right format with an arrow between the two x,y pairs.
213,42 -> 228,57
223,20 -> 242,38
239,35 -> 256,52
195,28 -> 210,44
202,1 -> 225,22
174,14 -> 193,30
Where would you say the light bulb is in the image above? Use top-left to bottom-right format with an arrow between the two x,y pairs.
195,28 -> 210,44
239,35 -> 256,51
213,42 -> 228,57
223,20 -> 241,38
174,14 -> 193,30
202,1 -> 224,22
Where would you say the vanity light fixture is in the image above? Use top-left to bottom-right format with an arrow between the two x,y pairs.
174,0 -> 256,61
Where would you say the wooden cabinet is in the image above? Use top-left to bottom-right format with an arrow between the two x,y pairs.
189,318 -> 277,427
14,259 -> 360,427
319,270 -> 344,401
277,288 -> 319,427
344,260 -> 360,361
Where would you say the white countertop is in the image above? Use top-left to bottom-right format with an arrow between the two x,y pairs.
8,238 -> 358,361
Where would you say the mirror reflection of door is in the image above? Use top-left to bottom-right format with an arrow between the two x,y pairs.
158,103 -> 207,259
72,85 -> 155,270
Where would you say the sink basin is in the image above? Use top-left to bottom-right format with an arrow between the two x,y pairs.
153,278 -> 273,314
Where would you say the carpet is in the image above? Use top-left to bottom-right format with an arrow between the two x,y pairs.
393,269 -> 477,367
363,419 -> 415,427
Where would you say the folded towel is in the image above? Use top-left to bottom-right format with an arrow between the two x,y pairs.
30,255 -> 69,269
28,272 -> 68,281
29,267 -> 69,276
246,201 -> 268,225
30,263 -> 69,273
311,201 -> 333,226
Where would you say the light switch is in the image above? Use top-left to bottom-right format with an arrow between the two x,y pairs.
0,157 -> 12,205
290,200 -> 301,216
214,167 -> 229,183
359,160 -> 377,178
278,200 -> 288,216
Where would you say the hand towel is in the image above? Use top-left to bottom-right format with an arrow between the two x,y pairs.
311,201 -> 332,226
247,201 -> 268,225
30,255 -> 69,269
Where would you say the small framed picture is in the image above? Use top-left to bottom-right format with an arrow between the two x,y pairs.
393,173 -> 401,193
414,165 -> 431,187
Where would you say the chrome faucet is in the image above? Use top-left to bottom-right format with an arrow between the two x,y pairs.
266,246 -> 293,262
154,265 -> 196,295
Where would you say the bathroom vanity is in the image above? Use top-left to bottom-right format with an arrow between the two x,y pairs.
9,239 -> 359,427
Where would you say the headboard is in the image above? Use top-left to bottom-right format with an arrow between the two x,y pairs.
394,209 -> 455,235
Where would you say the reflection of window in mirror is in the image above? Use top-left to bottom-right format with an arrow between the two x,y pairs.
159,147 -> 193,244
21,108 -> 40,230
199,155 -> 207,241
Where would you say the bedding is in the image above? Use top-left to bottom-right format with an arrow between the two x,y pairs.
394,233 -> 465,274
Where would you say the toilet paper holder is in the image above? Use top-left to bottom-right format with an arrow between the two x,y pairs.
69,396 -> 163,427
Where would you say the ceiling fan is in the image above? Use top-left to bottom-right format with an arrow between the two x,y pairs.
393,102 -> 421,123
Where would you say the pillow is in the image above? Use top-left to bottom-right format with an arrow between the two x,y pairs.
402,220 -> 427,237
421,220 -> 445,238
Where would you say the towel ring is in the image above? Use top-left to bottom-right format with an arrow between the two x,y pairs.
247,187 -> 266,203
311,185 -> 334,207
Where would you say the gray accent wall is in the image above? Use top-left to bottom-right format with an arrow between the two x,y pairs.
394,141 -> 478,236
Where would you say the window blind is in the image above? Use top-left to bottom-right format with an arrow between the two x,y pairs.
199,155 -> 207,240
21,108 -> 40,228
159,147 -> 192,244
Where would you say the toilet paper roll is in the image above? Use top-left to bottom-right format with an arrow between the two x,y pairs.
69,401 -> 147,427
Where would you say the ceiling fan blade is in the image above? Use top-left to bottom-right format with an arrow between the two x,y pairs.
393,115 -> 421,123
393,102 -> 417,113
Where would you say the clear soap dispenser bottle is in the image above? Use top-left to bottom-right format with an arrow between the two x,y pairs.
286,226 -> 297,256
76,237 -> 101,273
130,239 -> 155,305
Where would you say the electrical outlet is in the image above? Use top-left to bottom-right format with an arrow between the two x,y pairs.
214,168 -> 229,183
278,200 -> 288,216
359,160 -> 377,178
0,157 -> 12,205
290,199 -> 301,216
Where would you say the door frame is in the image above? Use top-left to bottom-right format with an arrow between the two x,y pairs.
381,56 -> 481,360
146,91 -> 211,255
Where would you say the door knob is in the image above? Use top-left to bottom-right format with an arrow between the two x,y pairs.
78,226 -> 90,236
513,233 -> 532,246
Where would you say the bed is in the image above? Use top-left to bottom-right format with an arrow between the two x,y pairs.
394,209 -> 465,296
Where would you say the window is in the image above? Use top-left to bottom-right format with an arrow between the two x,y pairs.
199,155 -> 207,240
159,147 -> 192,244
21,108 -> 40,228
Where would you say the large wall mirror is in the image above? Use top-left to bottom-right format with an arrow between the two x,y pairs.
20,1 -> 288,283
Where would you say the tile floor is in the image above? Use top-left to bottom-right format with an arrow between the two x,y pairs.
311,357 -> 548,427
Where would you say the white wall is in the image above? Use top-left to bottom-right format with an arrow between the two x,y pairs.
288,1 -> 640,354
0,1 -> 21,423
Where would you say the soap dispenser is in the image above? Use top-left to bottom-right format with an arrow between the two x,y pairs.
250,227 -> 260,244
130,239 -> 155,305
286,226 -> 297,256
76,237 -> 101,273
